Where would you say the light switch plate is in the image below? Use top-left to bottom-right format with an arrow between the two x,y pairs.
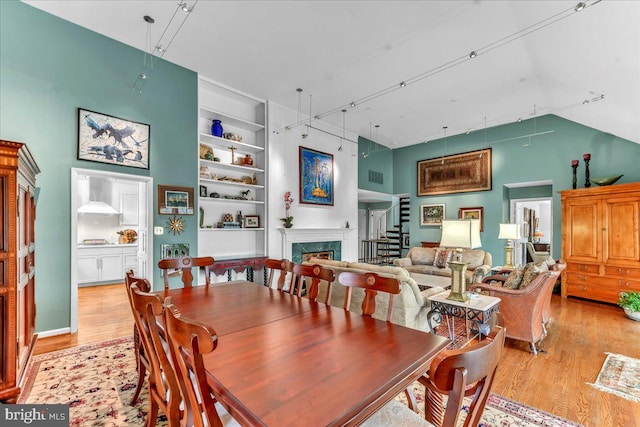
154,226 -> 164,235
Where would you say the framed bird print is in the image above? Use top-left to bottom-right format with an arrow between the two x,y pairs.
77,108 -> 150,169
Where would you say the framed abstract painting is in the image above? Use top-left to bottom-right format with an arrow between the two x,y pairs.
299,146 -> 334,206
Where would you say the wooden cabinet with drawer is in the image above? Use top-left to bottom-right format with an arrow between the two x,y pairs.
561,183 -> 640,304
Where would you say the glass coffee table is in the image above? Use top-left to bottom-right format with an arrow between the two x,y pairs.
427,290 -> 501,343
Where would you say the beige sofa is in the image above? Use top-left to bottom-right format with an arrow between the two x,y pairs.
393,247 -> 492,285
302,258 -> 444,332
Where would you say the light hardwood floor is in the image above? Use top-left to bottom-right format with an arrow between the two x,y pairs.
35,284 -> 640,427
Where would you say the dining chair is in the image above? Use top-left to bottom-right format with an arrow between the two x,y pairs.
164,302 -> 240,427
128,284 -> 182,427
264,258 -> 294,291
292,263 -> 336,303
124,270 -> 151,405
158,256 -> 215,290
339,272 -> 433,426
419,325 -> 506,427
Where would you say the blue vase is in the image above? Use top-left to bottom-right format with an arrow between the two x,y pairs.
211,119 -> 223,137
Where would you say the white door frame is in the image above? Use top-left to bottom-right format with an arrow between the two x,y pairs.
510,197 -> 553,265
70,168 -> 153,333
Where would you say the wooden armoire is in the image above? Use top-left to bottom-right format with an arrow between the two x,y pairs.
0,140 -> 40,403
560,182 -> 640,304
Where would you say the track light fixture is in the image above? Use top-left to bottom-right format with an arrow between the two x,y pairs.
469,51 -> 477,58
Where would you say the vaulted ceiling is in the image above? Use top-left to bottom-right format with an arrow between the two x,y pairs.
25,0 -> 640,148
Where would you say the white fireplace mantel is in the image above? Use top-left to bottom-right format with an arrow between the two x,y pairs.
279,228 -> 355,260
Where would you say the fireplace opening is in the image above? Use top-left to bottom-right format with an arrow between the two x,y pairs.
302,250 -> 334,263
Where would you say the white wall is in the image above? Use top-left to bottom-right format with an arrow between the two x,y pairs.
267,101 -> 359,261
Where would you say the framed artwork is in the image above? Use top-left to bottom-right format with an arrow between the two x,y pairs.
77,108 -> 150,169
417,148 -> 491,196
459,206 -> 484,231
244,215 -> 260,228
420,204 -> 445,226
299,146 -> 334,206
199,185 -> 208,198
158,185 -> 194,215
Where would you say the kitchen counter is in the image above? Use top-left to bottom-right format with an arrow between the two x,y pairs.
77,243 -> 137,249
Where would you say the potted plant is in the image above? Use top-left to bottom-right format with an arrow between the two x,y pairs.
280,191 -> 294,228
617,291 -> 640,321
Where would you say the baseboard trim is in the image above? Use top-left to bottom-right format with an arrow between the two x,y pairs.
37,327 -> 71,338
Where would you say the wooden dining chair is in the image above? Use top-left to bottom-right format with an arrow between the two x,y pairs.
164,302 -> 239,427
419,325 -> 506,427
128,284 -> 182,427
264,258 -> 294,291
158,256 -> 215,290
292,263 -> 336,303
338,271 -> 400,320
124,270 -> 151,405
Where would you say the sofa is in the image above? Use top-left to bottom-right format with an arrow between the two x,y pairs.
302,258 -> 445,332
393,247 -> 492,285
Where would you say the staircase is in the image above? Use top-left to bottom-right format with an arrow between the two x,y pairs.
375,197 -> 410,264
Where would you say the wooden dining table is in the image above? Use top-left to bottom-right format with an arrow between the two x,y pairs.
160,281 -> 449,426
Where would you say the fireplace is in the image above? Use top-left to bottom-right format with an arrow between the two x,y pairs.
292,241 -> 341,264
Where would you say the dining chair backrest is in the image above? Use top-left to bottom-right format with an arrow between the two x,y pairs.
264,258 -> 294,291
128,284 -> 181,427
338,271 -> 401,322
158,256 -> 215,290
124,270 -> 151,405
292,263 -> 336,304
164,302 -> 226,427
420,325 -> 506,427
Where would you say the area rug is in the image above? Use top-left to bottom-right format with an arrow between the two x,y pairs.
19,336 -> 582,426
588,352 -> 640,403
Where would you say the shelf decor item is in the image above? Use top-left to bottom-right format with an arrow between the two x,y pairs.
571,159 -> 579,189
299,146 -> 334,205
583,153 -> 591,188
281,191 -> 294,228
211,119 -> 223,137
77,108 -> 150,170
244,215 -> 260,228
591,175 -> 624,186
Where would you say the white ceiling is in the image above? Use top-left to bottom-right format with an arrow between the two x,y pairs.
24,0 -> 640,148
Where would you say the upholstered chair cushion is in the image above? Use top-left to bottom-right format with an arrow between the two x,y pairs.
306,257 -> 349,268
462,249 -> 486,270
361,399 -> 435,427
348,262 -> 411,279
409,247 -> 437,265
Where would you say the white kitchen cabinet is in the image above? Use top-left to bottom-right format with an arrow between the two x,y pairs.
78,246 -> 128,285
122,246 -> 138,276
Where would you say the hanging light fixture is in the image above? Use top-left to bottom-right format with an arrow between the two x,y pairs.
441,126 -> 448,164
339,109 -> 346,151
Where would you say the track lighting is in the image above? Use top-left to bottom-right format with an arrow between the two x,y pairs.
400,82 -> 406,88
574,2 -> 586,12
469,51 -> 477,58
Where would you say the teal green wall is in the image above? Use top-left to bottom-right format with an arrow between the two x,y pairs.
0,1 -> 198,332
358,136 -> 394,194
393,114 -> 640,265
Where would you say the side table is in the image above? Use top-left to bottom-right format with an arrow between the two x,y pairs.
427,290 -> 500,343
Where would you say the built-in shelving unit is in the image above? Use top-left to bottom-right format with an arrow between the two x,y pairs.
197,77 -> 267,259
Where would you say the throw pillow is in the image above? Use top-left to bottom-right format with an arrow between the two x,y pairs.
503,266 -> 525,289
519,262 -> 549,289
433,248 -> 453,268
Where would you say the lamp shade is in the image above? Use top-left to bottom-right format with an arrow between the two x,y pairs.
440,219 -> 482,249
498,223 -> 521,240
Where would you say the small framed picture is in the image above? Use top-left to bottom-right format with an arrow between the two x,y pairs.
199,185 -> 208,198
244,215 -> 260,228
420,204 -> 445,226
158,185 -> 194,215
459,206 -> 484,231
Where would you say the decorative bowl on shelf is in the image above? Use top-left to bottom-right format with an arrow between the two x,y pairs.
591,175 -> 623,186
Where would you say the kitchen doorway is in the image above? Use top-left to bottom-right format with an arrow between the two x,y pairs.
70,168 -> 153,333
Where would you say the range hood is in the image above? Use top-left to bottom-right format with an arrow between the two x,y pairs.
77,176 -> 120,215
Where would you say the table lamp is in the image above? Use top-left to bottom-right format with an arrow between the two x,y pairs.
440,219 -> 482,302
498,223 -> 521,269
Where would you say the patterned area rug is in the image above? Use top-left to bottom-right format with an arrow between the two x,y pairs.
588,352 -> 640,402
19,336 -> 582,426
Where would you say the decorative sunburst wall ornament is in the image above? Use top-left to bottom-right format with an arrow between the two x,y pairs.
167,215 -> 185,235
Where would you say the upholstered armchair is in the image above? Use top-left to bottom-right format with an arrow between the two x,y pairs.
526,242 -> 550,264
469,261 -> 566,354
